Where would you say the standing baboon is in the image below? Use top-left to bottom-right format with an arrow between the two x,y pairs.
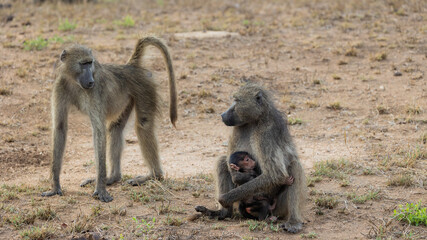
197,84 -> 306,233
229,151 -> 294,220
41,37 -> 177,202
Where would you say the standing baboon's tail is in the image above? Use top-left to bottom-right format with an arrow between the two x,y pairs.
128,37 -> 177,127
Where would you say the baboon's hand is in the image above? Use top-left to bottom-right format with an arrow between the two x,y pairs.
41,188 -> 63,197
281,222 -> 303,233
229,164 -> 240,171
218,194 -> 232,208
284,176 -> 294,186
92,190 -> 113,202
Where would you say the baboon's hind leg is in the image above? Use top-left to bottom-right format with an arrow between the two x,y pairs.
81,101 -> 133,187
127,110 -> 163,186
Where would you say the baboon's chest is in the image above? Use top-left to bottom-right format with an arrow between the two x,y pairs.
231,129 -> 254,156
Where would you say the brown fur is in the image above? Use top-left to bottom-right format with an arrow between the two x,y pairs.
197,84 -> 306,232
41,37 -> 177,202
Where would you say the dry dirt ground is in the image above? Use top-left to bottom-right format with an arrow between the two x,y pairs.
0,0 -> 426,239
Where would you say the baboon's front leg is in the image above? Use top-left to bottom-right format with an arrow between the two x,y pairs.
127,114 -> 163,186
42,96 -> 68,197
90,117 -> 113,202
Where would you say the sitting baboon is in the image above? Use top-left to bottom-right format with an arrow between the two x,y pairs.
41,37 -> 177,202
197,84 -> 306,233
229,151 -> 294,220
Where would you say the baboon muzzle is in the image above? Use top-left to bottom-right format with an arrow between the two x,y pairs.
221,110 -> 237,126
79,66 -> 94,89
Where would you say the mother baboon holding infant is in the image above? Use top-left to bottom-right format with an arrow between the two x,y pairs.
199,84 -> 306,233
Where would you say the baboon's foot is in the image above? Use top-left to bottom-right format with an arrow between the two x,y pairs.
195,206 -> 211,215
41,188 -> 63,197
127,174 -> 164,186
281,221 -> 303,233
195,206 -> 231,220
106,175 -> 121,185
80,178 -> 95,187
92,190 -> 113,202
80,176 -> 121,187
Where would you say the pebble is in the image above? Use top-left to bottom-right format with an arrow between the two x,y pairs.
394,71 -> 402,76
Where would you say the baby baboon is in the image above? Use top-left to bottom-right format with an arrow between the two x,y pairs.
197,84 -> 306,233
229,151 -> 294,220
41,37 -> 177,202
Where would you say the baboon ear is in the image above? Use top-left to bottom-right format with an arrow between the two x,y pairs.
255,92 -> 263,104
60,50 -> 67,62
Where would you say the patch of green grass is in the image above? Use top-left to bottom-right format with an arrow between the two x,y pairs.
0,191 -> 18,201
340,179 -> 350,187
393,201 -> 427,226
246,220 -> 268,231
400,146 -> 426,167
129,181 -> 166,203
380,145 -> 426,169
23,37 -> 48,51
288,117 -> 303,125
212,224 -> 226,230
49,35 -> 74,44
301,232 -> 318,238
5,213 -> 36,229
162,178 -> 192,191
312,159 -> 353,180
68,214 -> 93,234
114,15 -> 135,28
91,205 -> 102,217
19,225 -> 56,240
387,174 -> 413,187
1,184 -> 42,195
307,176 -> 322,187
315,196 -> 338,209
35,206 -> 56,221
133,217 -> 156,237
58,19 -> 77,31
49,35 -> 64,44
347,190 -> 381,204
156,0 -> 164,7
163,215 -> 183,226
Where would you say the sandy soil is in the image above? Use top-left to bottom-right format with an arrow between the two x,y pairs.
0,0 -> 426,239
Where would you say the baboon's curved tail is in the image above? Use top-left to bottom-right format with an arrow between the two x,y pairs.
128,37 -> 177,127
